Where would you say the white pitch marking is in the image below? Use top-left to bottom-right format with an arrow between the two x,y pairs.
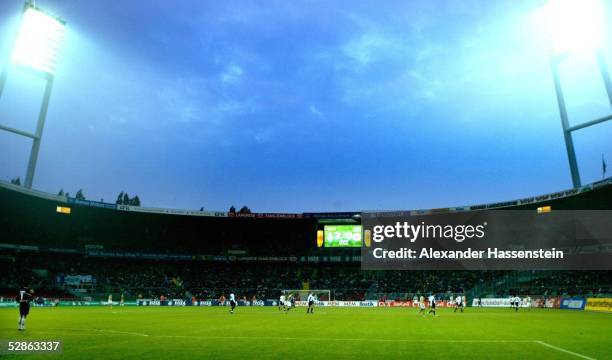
204,337 -> 532,343
45,328 -> 149,337
534,341 -> 596,360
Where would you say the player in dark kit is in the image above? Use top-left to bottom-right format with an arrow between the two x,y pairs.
284,294 -> 295,313
16,287 -> 33,331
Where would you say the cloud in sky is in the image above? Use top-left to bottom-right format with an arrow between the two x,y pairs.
342,33 -> 405,66
0,0 -> 610,212
309,105 -> 324,119
220,65 -> 244,85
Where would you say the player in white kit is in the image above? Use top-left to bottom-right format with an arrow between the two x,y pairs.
279,294 -> 286,310
513,296 -> 521,312
428,294 -> 437,316
418,296 -> 426,316
229,293 -> 237,314
454,295 -> 465,312
306,292 -> 315,314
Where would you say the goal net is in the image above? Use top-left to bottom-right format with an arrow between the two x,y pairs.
281,289 -> 331,302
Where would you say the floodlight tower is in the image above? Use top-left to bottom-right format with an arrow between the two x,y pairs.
539,0 -> 612,188
0,1 -> 66,188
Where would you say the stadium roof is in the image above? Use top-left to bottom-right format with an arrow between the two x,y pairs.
1,177 -> 610,219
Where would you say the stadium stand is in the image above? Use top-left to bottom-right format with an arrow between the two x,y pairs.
1,178 -> 611,303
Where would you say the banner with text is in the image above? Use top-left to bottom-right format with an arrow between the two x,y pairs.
559,297 -> 586,310
585,298 -> 612,312
470,298 -> 530,308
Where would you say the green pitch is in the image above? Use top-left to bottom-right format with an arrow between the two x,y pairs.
0,306 -> 610,359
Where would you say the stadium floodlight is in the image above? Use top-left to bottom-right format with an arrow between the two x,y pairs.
538,0 -> 604,57
0,2 -> 67,189
11,5 -> 66,76
538,0 -> 612,189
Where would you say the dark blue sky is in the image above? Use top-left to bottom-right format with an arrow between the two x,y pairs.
0,0 -> 611,212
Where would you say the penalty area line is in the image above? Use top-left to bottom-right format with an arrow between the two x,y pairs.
534,341 -> 596,360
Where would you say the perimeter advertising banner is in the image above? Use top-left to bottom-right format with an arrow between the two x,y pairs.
378,300 -> 454,307
294,301 -> 378,307
361,210 -> 612,270
559,297 -> 586,310
470,298 -> 531,308
136,300 -> 379,307
585,298 -> 612,312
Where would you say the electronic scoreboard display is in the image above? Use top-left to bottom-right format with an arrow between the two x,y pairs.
324,225 -> 362,247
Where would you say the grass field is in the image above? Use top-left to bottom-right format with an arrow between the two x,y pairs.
0,306 -> 610,359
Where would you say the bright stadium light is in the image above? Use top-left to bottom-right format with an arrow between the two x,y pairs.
538,0 -> 612,189
11,4 -> 66,75
0,2 -> 67,189
538,0 -> 604,57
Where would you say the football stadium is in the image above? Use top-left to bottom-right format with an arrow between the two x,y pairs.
1,1 -> 612,359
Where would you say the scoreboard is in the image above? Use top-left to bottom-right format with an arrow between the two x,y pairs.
324,225 -> 362,247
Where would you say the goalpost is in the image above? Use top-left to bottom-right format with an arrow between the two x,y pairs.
281,289 -> 331,302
